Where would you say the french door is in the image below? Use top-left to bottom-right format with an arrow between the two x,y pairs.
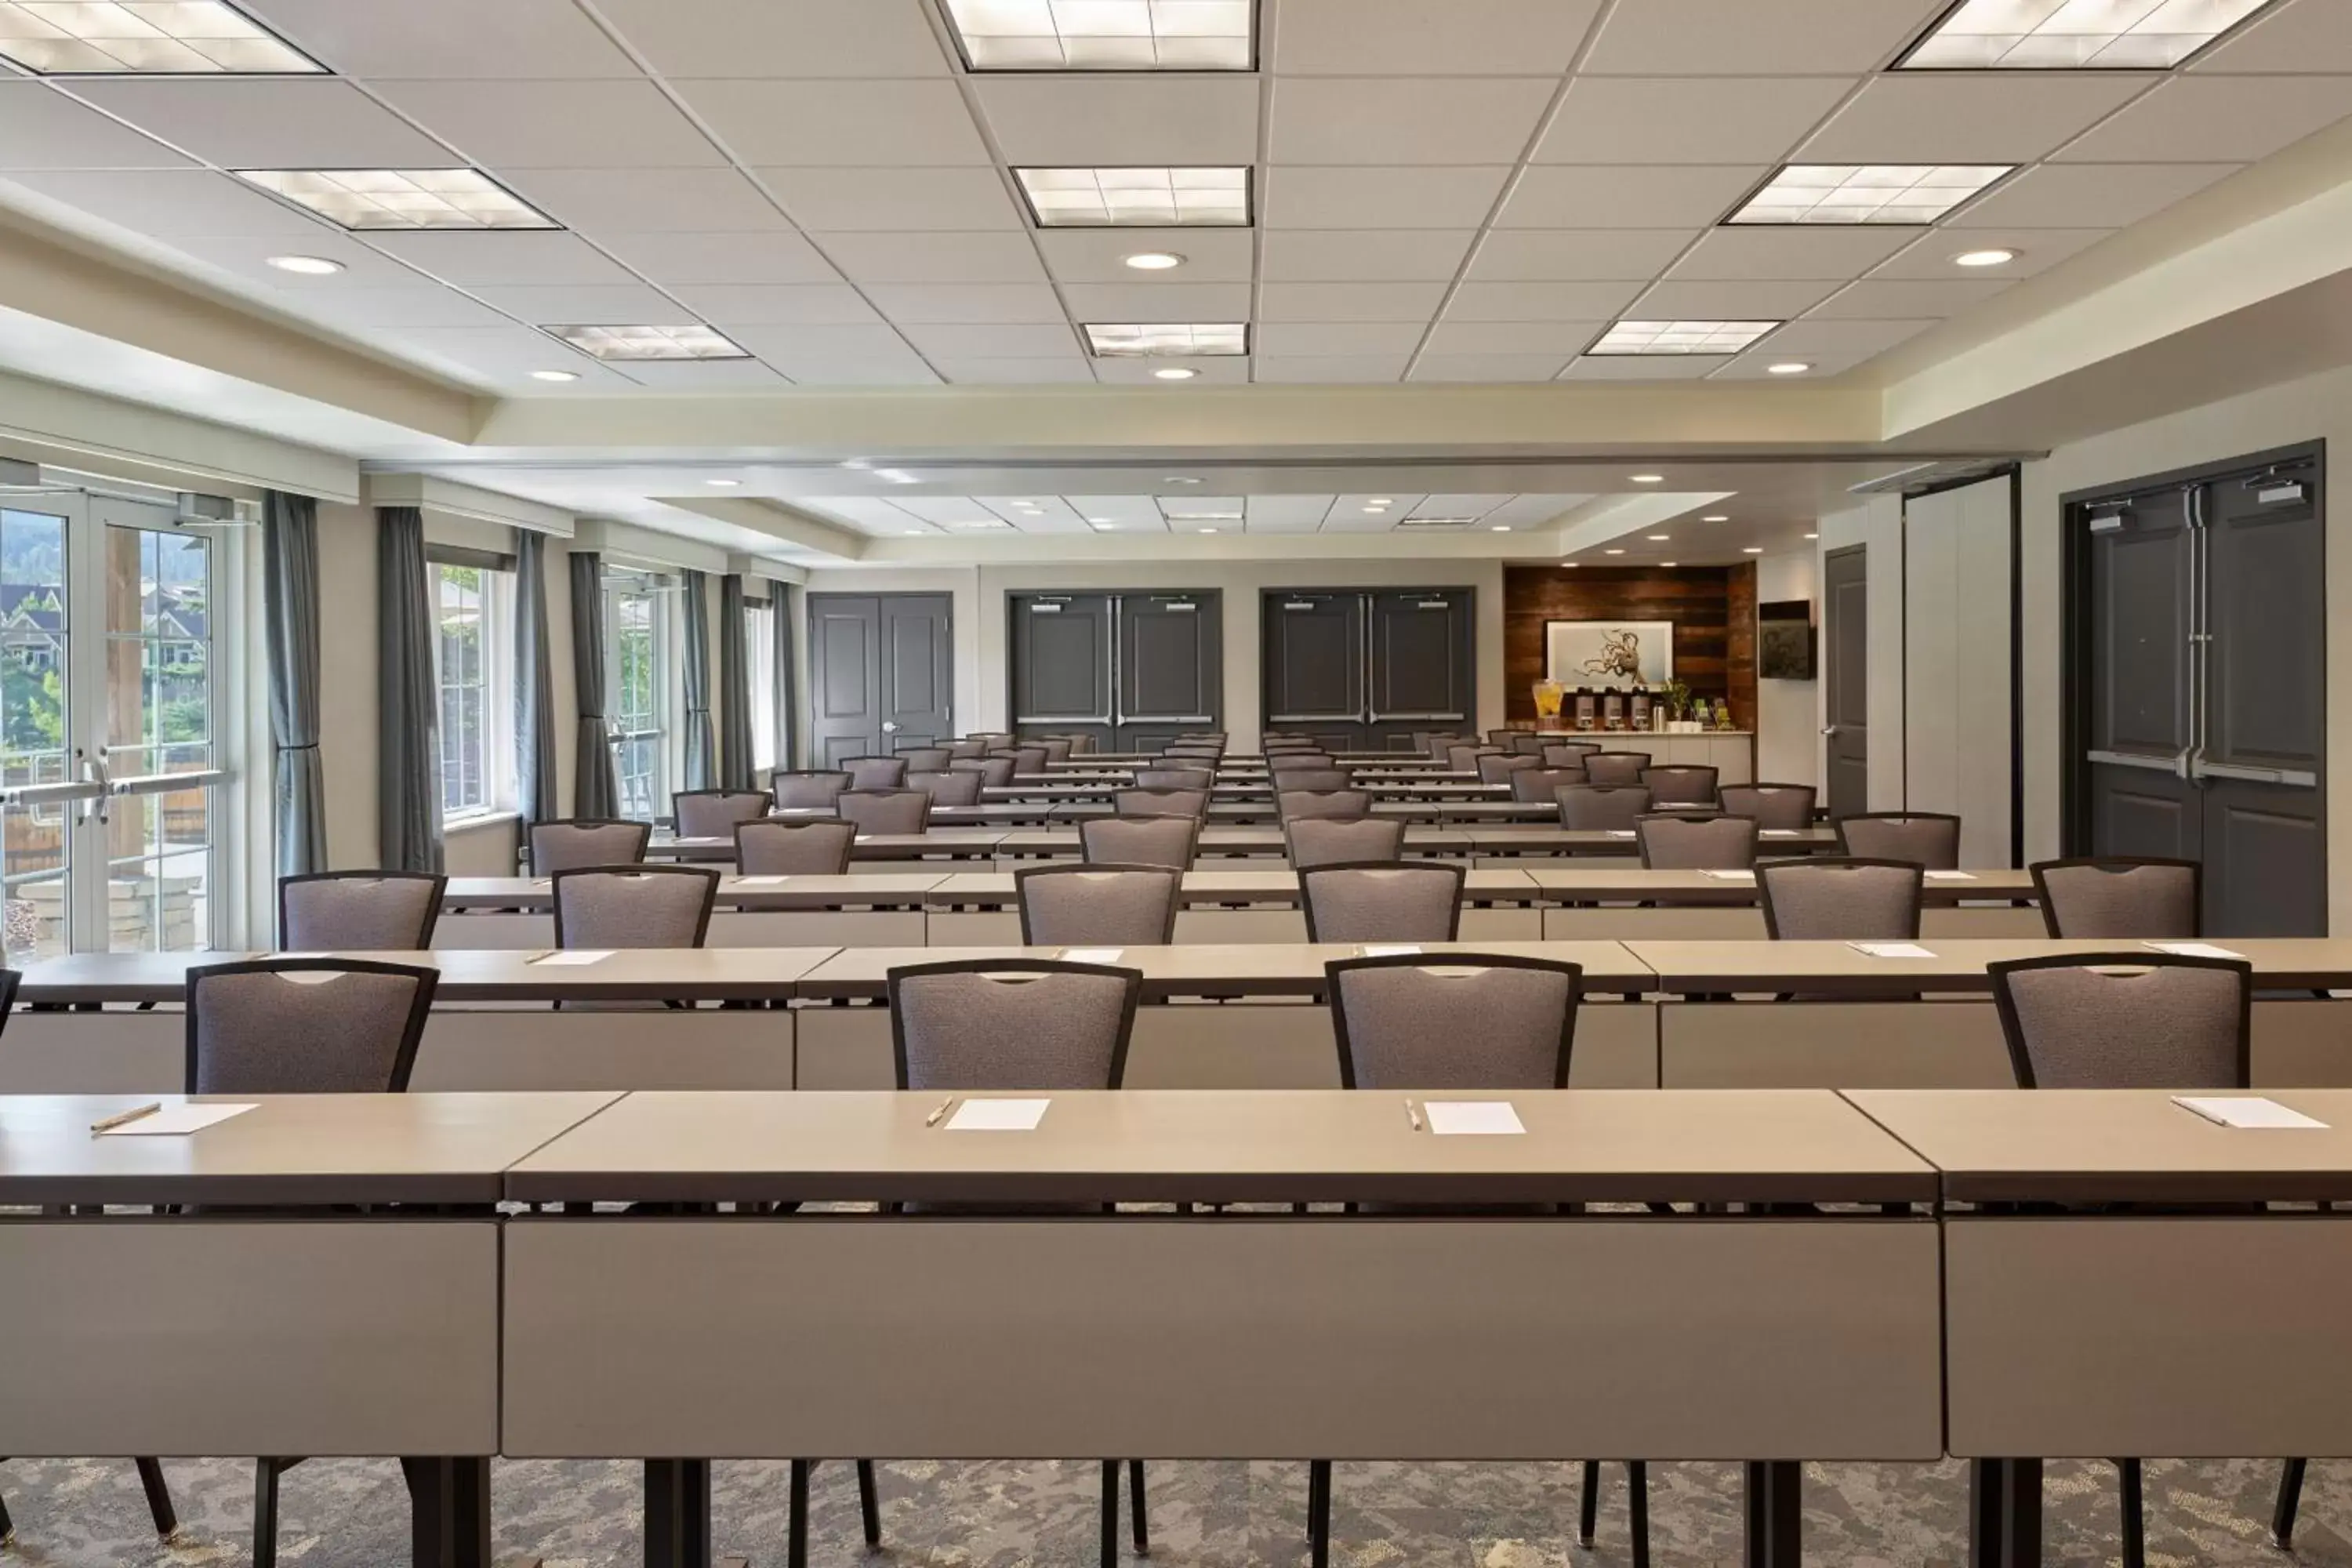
0,489 -> 227,963
1010,590 -> 1221,753
1261,588 -> 1474,752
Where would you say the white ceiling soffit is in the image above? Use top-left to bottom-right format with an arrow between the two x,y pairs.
364,470 -> 574,535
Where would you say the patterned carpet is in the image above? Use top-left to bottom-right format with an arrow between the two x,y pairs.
5,1454 -> 2350,1568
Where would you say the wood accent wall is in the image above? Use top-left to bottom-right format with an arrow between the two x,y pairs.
1503,564 -> 1759,728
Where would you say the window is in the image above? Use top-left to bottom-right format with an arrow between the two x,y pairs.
604,568 -> 672,821
431,560 -> 510,820
746,598 -> 777,773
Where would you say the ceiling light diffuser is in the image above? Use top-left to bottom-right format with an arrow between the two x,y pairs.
941,0 -> 1254,71
546,325 -> 749,361
1743,546 -> 1764,554
1899,0 -> 2277,70
1124,252 -> 1185,270
1728,165 -> 2013,225
1018,167 -> 1250,228
1085,322 -> 1247,358
1805,532 -> 1820,539
264,254 -> 342,275
529,369 -> 580,383
1767,361 -> 1813,375
0,0 -> 321,73
238,169 -> 557,231
705,478 -> 742,487
1632,476 -> 1666,485
1590,321 -> 1778,356
1955,247 -> 2019,267
1153,366 -> 1198,379
1702,514 -> 1730,522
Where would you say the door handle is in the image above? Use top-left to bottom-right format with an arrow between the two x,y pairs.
2191,760 -> 2319,788
2087,748 -> 2186,775
881,720 -> 899,733
1820,725 -> 1839,736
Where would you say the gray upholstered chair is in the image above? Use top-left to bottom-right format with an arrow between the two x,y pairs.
946,739 -> 988,762
1838,811 -> 1962,869
1757,858 -> 1923,941
1017,865 -> 1182,946
551,866 -> 720,949
1581,752 -> 1651,786
1037,737 -> 1076,765
279,871 -> 443,950
1555,784 -> 1652,832
990,745 -> 1048,775
1286,816 -> 1406,869
1116,786 -> 1209,819
1273,768 -> 1350,793
1641,765 -> 1718,806
2031,858 -> 2201,938
1635,813 -> 1758,870
1505,732 -> 1547,756
185,958 -> 438,1094
841,756 -> 908,790
1326,952 -> 1581,1090
1278,788 -> 1372,822
1269,751 -> 1334,773
1719,784 -> 1816,831
893,746 -> 951,771
673,789 -> 772,839
736,818 -> 856,876
1446,744 -> 1500,773
836,789 -> 933,836
1510,766 -> 1584,802
1477,753 -> 1539,785
1299,862 -> 1465,944
1134,766 -> 1214,789
1426,733 -> 1463,760
949,755 -> 1016,788
772,770 -> 852,810
907,769 -> 984,807
529,818 -> 652,873
1486,729 -> 1516,746
1541,741 -> 1600,767
1080,814 -> 1198,870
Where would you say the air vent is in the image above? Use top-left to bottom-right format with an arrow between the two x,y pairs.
1396,516 -> 1476,530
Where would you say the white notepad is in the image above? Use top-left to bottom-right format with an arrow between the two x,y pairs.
533,949 -> 613,967
734,876 -> 786,887
103,1102 -> 256,1137
2174,1096 -> 2328,1131
1425,1101 -> 1526,1136
1060,947 -> 1125,964
946,1098 -> 1051,1132
2145,942 -> 2246,960
1849,942 -> 1936,959
1604,829 -> 1636,838
1359,944 -> 1421,957
1760,829 -> 1802,837
1924,870 -> 1976,881
1700,869 -> 1755,882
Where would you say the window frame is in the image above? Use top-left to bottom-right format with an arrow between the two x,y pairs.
429,556 -> 515,824
603,566 -> 674,822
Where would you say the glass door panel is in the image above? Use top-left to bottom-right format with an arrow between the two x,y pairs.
0,503 -> 77,964
101,523 -> 216,953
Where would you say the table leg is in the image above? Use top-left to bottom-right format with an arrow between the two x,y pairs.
644,1459 -> 710,1568
1968,1458 -> 2042,1568
1743,1461 -> 1802,1568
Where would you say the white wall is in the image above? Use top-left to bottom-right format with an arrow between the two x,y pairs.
1813,494 -> 1907,809
1904,476 -> 2014,867
1753,550 -> 1819,789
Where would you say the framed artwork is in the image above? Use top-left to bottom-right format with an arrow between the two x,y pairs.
1545,619 -> 1673,689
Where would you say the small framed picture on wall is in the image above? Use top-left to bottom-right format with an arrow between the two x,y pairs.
1545,619 -> 1673,689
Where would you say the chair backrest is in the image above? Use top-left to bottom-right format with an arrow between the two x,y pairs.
893,746 -> 952,771
1504,732 -> 1548,756
1581,752 -> 1651,786
1446,744 -> 1500,772
1426,733 -> 1465,760
992,745 -> 1048,775
279,871 -> 443,950
1036,737 -> 1075,765
1278,788 -> 1373,822
552,866 -> 720,948
1541,741 -> 1601,767
1719,783 -> 1816,831
1299,861 -> 1466,943
2031,857 -> 2202,939
1641,764 -> 1719,805
1285,816 -> 1406,869
1486,729 -> 1516,746
1016,865 -> 1182,946
1080,814 -> 1198,870
530,818 -> 652,873
1327,954 -> 1581,1090
1477,753 -> 1540,784
1991,954 -> 2250,1089
946,739 -> 987,761
907,769 -> 983,807
841,756 -> 908,789
1757,857 -> 1923,940
1268,752 -> 1334,773
1555,784 -> 1653,831
185,959 -> 438,1094
889,959 -> 1143,1091
1510,766 -> 1584,802
1134,766 -> 1214,789
673,789 -> 772,839
949,755 -> 1016,787
735,818 -> 855,876
1271,768 -> 1349,793
1635,813 -> 1759,870
1116,786 -> 1209,819
771,770 -> 852,810
836,789 -> 933,835
1838,811 -> 1962,870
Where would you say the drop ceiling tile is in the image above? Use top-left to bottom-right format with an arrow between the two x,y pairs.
1464,228 -> 1696,281
1422,321 -> 1602,354
1559,354 -> 1729,379
1806,277 -> 2013,318
245,0 -> 641,78
470,283 -> 687,323
1265,165 -> 1512,229
725,323 -> 939,383
1092,356 -> 1251,384
1868,227 -> 2110,280
1951,162 -> 2241,227
1243,496 -> 1338,529
1667,226 -> 1915,281
1320,493 -> 1432,531
2055,76 -> 2352,164
0,82 -> 191,170
1535,77 -> 1855,165
670,284 -> 881,325
612,358 -> 790,387
970,77 -> 1260,166
1752,317 -> 1938,354
368,80 -> 724,167
760,167 -> 1021,230
1274,0 -> 1603,74
1270,78 -> 1559,165
931,358 -> 1098,384
365,229 -> 638,285
1260,229 -> 1476,281
2192,0 -> 2352,72
862,283 -> 1068,323
897,322 -> 1080,358
392,325 -> 622,380
596,0 -> 949,77
163,231 -> 423,287
1628,278 -> 1837,318
1497,165 -> 1765,227
283,285 -> 516,328
1486,494 -> 1590,524
1710,350 -> 1870,379
1035,227 -> 1254,283
1058,281 -> 1254,319
1258,281 -> 1450,321
1069,497 -> 1173,530
1446,280 -> 1642,319
1254,321 -> 1429,355
821,230 -> 1047,284
677,79 -> 989,167
1798,74 -> 2154,165
4,169 -> 330,235
1250,355 -> 1413,382
597,230 -> 845,285
67,79 -> 452,169
1581,0 -> 1947,74
495,169 -> 788,234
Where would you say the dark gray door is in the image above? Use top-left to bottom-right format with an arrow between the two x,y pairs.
1118,592 -> 1220,753
1824,546 -> 1869,822
1368,589 -> 1473,753
808,593 -> 953,766
2083,489 -> 2198,859
1011,592 -> 1116,753
1260,587 -> 1473,751
1263,592 -> 1365,750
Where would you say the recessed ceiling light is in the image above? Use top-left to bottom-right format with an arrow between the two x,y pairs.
941,0 -> 1254,71
1367,497 -> 1393,505
1017,168 -> 1250,228
1702,514 -> 1730,522
1660,561 -> 1679,568
0,0 -> 322,73
1804,532 -> 1820,539
265,253 -> 343,275
529,368 -> 580,383
1199,527 -> 1220,534
1767,361 -> 1813,376
877,469 -> 919,485
1089,521 -> 1116,530
902,529 -> 925,536
1955,247 -> 2020,268
1165,510 -> 1242,521
1154,366 -> 1198,380
1490,525 -> 1512,532
1361,505 -> 1386,514
238,169 -> 556,230
1899,0 -> 2276,69
1604,548 -> 1625,555
1631,475 -> 1666,485
1165,476 -> 1200,485
1561,561 -> 1579,568
1728,165 -> 2013,226
1124,252 -> 1186,270
1743,546 -> 1764,554
1086,322 -> 1247,357
1592,321 -> 1778,357
548,325 -> 749,361
705,478 -> 742,487
1646,534 -> 1671,542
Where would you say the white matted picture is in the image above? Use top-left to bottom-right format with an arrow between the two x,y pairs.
1545,619 -> 1674,689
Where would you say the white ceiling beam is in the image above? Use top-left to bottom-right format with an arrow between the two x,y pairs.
660,495 -> 870,561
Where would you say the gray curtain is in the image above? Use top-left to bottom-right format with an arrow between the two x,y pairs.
514,529 -> 560,825
568,550 -> 619,818
774,580 -> 798,771
376,506 -> 444,872
262,490 -> 327,877
680,568 -> 716,791
717,573 -> 753,790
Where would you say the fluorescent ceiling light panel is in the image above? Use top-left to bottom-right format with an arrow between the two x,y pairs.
942,0 -> 1253,71
0,0 -> 320,73
1016,167 -> 1250,228
238,169 -> 557,230
1085,322 -> 1248,357
546,325 -> 750,361
1900,0 -> 2276,69
1587,321 -> 1779,356
1728,165 -> 2013,225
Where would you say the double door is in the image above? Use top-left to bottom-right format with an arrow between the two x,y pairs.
1011,590 -> 1221,753
2075,450 -> 2325,935
1261,588 -> 1474,752
807,593 -> 953,766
